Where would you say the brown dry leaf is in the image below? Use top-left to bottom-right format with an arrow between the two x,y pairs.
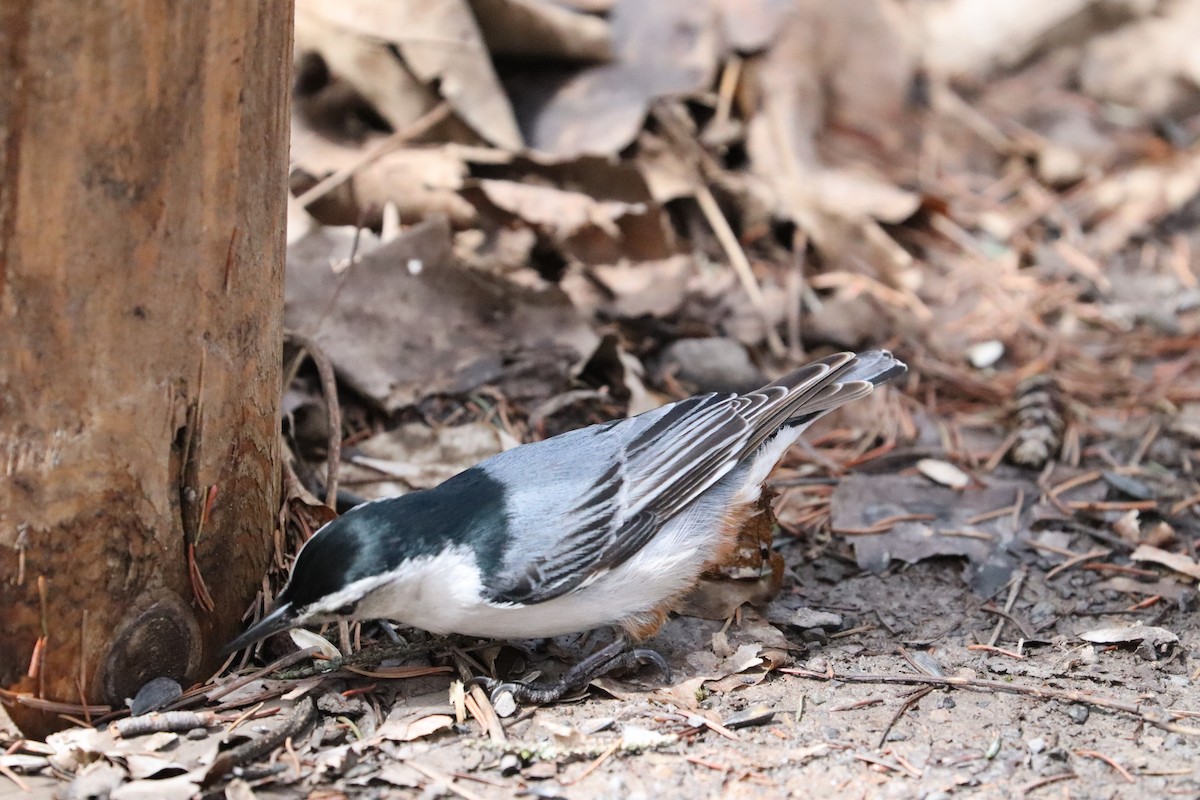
286,217 -> 600,410
341,421 -> 520,497
1079,0 -> 1200,114
471,177 -> 675,265
1131,543 -> 1200,582
225,779 -> 259,800
474,179 -> 645,239
568,255 -> 697,319
290,124 -> 478,227
742,1 -> 919,279
1077,144 -> 1200,255
831,474 -> 1080,595
469,0 -> 613,61
297,0 -> 522,148
716,0 -> 795,53
916,0 -> 1095,77
635,131 -> 696,203
376,713 -> 455,742
111,775 -> 200,800
745,0 -> 913,173
675,553 -> 783,621
1094,576 -> 1191,601
120,753 -> 188,780
654,675 -> 710,709
289,629 -> 341,660
294,4 -> 438,133
513,0 -> 719,157
805,169 -> 922,225
1078,622 -> 1179,647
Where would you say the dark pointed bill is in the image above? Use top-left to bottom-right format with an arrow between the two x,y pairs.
221,602 -> 298,655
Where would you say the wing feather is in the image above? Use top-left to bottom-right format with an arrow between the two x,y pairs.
487,351 -> 898,605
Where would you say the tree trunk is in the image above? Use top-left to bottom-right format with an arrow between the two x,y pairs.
0,1 -> 292,738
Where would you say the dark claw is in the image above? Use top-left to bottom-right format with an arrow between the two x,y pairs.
464,674 -> 524,705
630,648 -> 672,683
487,682 -> 527,706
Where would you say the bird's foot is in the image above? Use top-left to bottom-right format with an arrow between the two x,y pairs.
468,639 -> 672,705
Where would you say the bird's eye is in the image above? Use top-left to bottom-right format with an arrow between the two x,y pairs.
333,602 -> 356,616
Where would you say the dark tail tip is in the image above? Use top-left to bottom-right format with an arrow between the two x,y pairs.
842,350 -> 907,387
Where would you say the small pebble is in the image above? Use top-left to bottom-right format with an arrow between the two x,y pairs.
1067,704 -> 1089,724
967,339 -> 1004,369
1027,737 -> 1046,754
581,717 -> 615,735
492,691 -> 518,718
499,753 -> 522,776
127,676 -> 183,716
789,608 -> 844,630
908,650 -> 945,677
186,728 -> 209,740
523,761 -> 558,780
723,704 -> 774,729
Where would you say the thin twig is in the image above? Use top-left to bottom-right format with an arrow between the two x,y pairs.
294,101 -> 453,209
405,760 -> 488,800
203,698 -> 316,786
877,686 -> 933,748
694,185 -> 787,357
564,741 -> 621,786
781,668 -> 1200,736
284,333 -> 342,507
1074,749 -> 1135,783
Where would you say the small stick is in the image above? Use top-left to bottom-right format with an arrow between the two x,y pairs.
694,184 -> 786,357
465,685 -> 506,744
405,760 -> 488,800
294,102 -> 453,209
1019,772 -> 1075,794
834,513 -> 937,536
781,668 -> 1200,736
564,741 -> 621,785
199,647 -> 321,706
854,753 -> 919,779
112,710 -> 220,737
1045,548 -> 1110,580
1047,470 -> 1102,498
877,686 -> 932,748
0,763 -> 29,792
967,644 -> 1025,659
1074,749 -> 1135,783
1169,489 -> 1200,515
284,334 -> 342,507
712,55 -> 741,131
203,698 -> 316,786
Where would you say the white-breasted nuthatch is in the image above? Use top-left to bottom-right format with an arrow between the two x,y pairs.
226,350 -> 906,701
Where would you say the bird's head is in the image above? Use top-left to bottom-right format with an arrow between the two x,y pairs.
222,468 -> 508,654
222,502 -> 405,654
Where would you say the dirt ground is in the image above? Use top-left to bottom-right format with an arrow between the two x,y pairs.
7,552 -> 1197,800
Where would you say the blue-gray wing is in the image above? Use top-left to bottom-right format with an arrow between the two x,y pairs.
483,351 -> 894,605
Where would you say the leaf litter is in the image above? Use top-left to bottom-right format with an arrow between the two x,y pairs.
8,0 -> 1200,797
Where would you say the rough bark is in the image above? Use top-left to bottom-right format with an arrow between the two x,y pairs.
0,1 -> 292,737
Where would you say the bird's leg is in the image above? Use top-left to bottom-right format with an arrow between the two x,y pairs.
471,637 -> 672,705
370,620 -> 405,645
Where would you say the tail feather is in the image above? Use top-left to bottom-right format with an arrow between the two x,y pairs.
739,351 -> 905,456
838,349 -> 908,387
